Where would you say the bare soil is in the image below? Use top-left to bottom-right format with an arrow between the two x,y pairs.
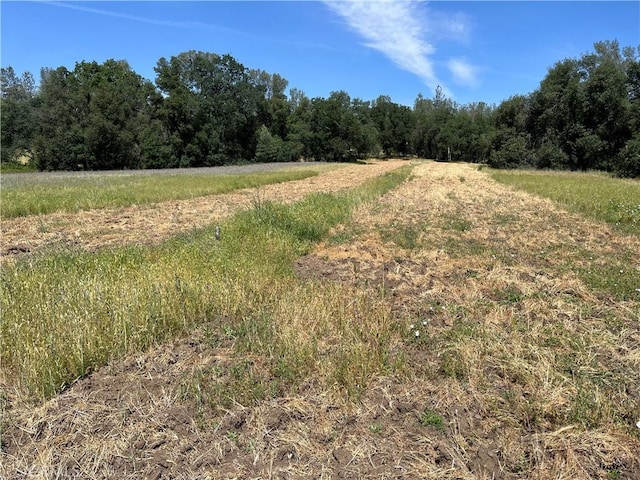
3,161 -> 640,479
2,325 -> 466,479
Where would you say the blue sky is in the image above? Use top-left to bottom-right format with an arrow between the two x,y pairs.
1,1 -> 639,107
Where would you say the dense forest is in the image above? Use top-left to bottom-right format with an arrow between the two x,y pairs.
1,40 -> 638,177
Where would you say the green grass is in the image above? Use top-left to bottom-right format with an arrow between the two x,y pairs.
488,170 -> 640,300
488,170 -> 640,235
442,216 -> 473,232
0,166 -> 412,402
420,408 -> 445,431
0,162 -> 37,173
0,169 -> 321,219
575,250 -> 640,301
379,222 -> 424,250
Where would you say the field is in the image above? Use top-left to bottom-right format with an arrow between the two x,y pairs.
488,169 -> 640,236
1,160 -> 639,479
0,163 -> 334,219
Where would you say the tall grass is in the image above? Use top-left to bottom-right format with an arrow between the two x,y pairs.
488,170 -> 640,235
0,166 -> 412,402
1,169 -> 321,219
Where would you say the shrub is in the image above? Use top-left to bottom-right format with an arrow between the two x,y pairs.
615,137 -> 640,178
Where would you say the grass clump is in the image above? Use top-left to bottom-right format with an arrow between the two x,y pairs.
578,260 -> 640,301
420,408 -> 445,431
0,168 -> 322,219
443,217 -> 473,232
0,165 -> 412,402
379,222 -> 423,250
488,170 -> 640,235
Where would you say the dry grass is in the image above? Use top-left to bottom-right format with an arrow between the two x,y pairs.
1,160 -> 406,260
295,161 -> 640,477
1,166 -> 325,219
2,160 -> 639,479
488,168 -> 640,235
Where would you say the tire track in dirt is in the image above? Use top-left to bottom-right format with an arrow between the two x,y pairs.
0,161 -> 406,262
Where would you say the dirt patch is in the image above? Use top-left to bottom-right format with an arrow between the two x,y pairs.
0,160 -> 406,262
1,324 -> 476,479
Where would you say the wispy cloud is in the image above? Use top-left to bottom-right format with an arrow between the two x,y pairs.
447,58 -> 479,88
323,0 -> 443,95
43,1 -> 339,53
323,0 -> 472,97
426,10 -> 472,44
43,1 -> 252,37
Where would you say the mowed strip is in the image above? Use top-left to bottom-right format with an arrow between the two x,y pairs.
2,162 -> 639,479
294,161 -> 640,478
1,160 -> 406,260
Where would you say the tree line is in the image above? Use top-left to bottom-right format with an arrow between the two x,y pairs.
1,40 -> 638,177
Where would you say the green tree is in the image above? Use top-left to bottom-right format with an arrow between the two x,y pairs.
306,94 -> 343,161
412,87 -> 459,161
371,95 -> 415,157
1,67 -> 37,163
304,91 -> 376,162
250,69 -> 290,140
625,46 -> 640,134
33,66 -> 81,170
459,102 -> 494,163
615,136 -> 640,178
413,93 -> 436,158
286,89 -> 313,161
351,97 -> 380,157
489,133 -> 534,169
33,61 -> 157,170
154,51 -> 265,166
255,124 -> 286,163
578,41 -> 631,170
525,41 -> 637,173
528,59 -> 582,169
490,94 -> 535,168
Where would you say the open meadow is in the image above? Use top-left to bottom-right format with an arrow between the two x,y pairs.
1,160 -> 639,479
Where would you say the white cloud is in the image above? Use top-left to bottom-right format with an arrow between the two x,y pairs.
323,0 -> 471,97
324,0 -> 443,95
447,58 -> 479,88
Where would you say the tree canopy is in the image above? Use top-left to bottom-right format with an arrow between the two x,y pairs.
1,40 -> 638,177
